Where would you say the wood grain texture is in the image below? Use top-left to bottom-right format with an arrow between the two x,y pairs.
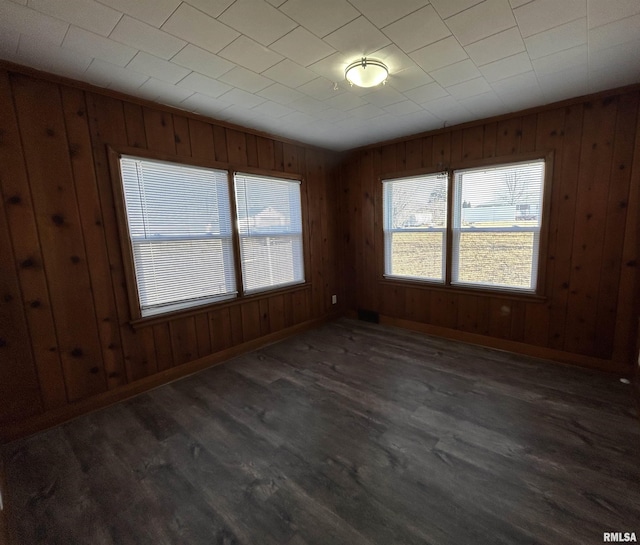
3,319 -> 639,545
342,89 -> 640,370
0,67 -> 342,430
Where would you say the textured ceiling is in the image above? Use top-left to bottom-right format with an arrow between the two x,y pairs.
1,0 -> 639,151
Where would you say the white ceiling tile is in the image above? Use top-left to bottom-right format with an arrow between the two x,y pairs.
479,51 -> 532,82
430,0 -> 484,19
162,3 -> 239,53
63,26 -> 136,66
0,27 -> 20,57
524,18 -> 585,60
383,100 -> 423,116
307,51 -> 350,81
348,0 -> 429,27
325,92 -> 367,111
218,87 -> 267,108
0,1 -> 68,44
297,77 -> 343,100
410,36 -> 468,73
491,70 -> 544,107
588,13 -> 640,52
218,36 -> 284,73
262,59 -> 317,88
446,0 -> 516,46
421,95 -> 468,118
219,0 -> 297,46
15,35 -> 93,78
257,82 -> 305,104
177,71 -> 233,97
589,50 -> 640,93
84,58 -> 148,89
28,0 -> 120,36
184,0 -> 235,18
458,91 -> 506,116
381,5 -> 450,54
127,51 -> 190,83
97,0 -> 180,28
251,100 -> 295,118
388,66 -> 434,92
404,82 -> 449,103
290,96 -> 330,113
362,86 -> 405,107
270,26 -> 335,67
279,0 -> 359,38
265,0 -> 286,6
532,45 -> 587,76
137,77 -> 195,103
323,16 -> 391,57
349,103 -> 386,119
218,66 -> 273,93
180,92 -> 232,115
509,0 -> 531,7
369,44 -> 417,74
537,64 -> 588,101
110,16 -> 186,60
446,76 -> 492,98
587,0 -> 640,29
464,27 -> 526,66
171,45 -> 235,79
513,0 -> 586,38
319,107 -> 348,121
431,59 -> 480,86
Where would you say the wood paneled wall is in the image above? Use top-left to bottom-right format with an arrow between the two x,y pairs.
341,90 -> 640,371
0,68 -> 344,435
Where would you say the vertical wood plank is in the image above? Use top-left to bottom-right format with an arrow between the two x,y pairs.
241,300 -> 261,342
122,103 -> 147,148
12,74 -> 107,401
226,128 -> 247,165
194,313 -> 212,358
273,140 -> 284,171
259,298 -> 270,336
282,143 -> 300,173
405,139 -> 422,170
256,136 -> 275,170
0,71 -> 67,410
188,118 -> 215,161
461,125 -> 483,160
172,115 -> 192,157
152,323 -> 174,371
268,294 -> 285,332
142,107 -> 176,154
229,304 -> 243,345
245,133 -> 259,167
170,317 -> 198,366
564,97 -> 618,356
209,308 -> 233,353
60,86 -> 127,389
0,196 -> 43,422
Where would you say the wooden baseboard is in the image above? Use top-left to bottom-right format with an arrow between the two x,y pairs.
0,312 -> 342,444
377,315 -> 633,376
0,457 -> 9,545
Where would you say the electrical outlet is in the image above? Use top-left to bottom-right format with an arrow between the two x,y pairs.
332,294 -> 337,305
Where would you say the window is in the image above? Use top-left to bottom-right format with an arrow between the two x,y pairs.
234,173 -> 305,294
114,153 -> 307,320
119,156 -> 236,317
382,158 -> 546,294
383,173 -> 448,282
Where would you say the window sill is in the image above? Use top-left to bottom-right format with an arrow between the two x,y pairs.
129,282 -> 312,329
380,277 -> 547,303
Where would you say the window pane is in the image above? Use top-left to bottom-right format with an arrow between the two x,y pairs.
386,231 -> 445,280
452,160 -> 545,291
234,173 -> 305,293
383,173 -> 447,282
119,156 -> 236,316
456,231 -> 536,289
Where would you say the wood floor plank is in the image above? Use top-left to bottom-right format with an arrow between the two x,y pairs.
2,319 -> 639,545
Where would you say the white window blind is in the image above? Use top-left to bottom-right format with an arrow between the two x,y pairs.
383,173 -> 448,282
119,156 -> 236,317
234,173 -> 304,294
452,160 -> 545,291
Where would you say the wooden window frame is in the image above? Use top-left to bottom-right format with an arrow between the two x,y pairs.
108,146 -> 311,326
377,151 -> 554,300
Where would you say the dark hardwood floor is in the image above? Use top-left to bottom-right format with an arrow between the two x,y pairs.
3,319 -> 639,545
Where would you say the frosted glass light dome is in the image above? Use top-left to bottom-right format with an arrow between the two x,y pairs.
345,58 -> 388,88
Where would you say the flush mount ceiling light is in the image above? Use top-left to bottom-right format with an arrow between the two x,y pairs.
345,57 -> 388,88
